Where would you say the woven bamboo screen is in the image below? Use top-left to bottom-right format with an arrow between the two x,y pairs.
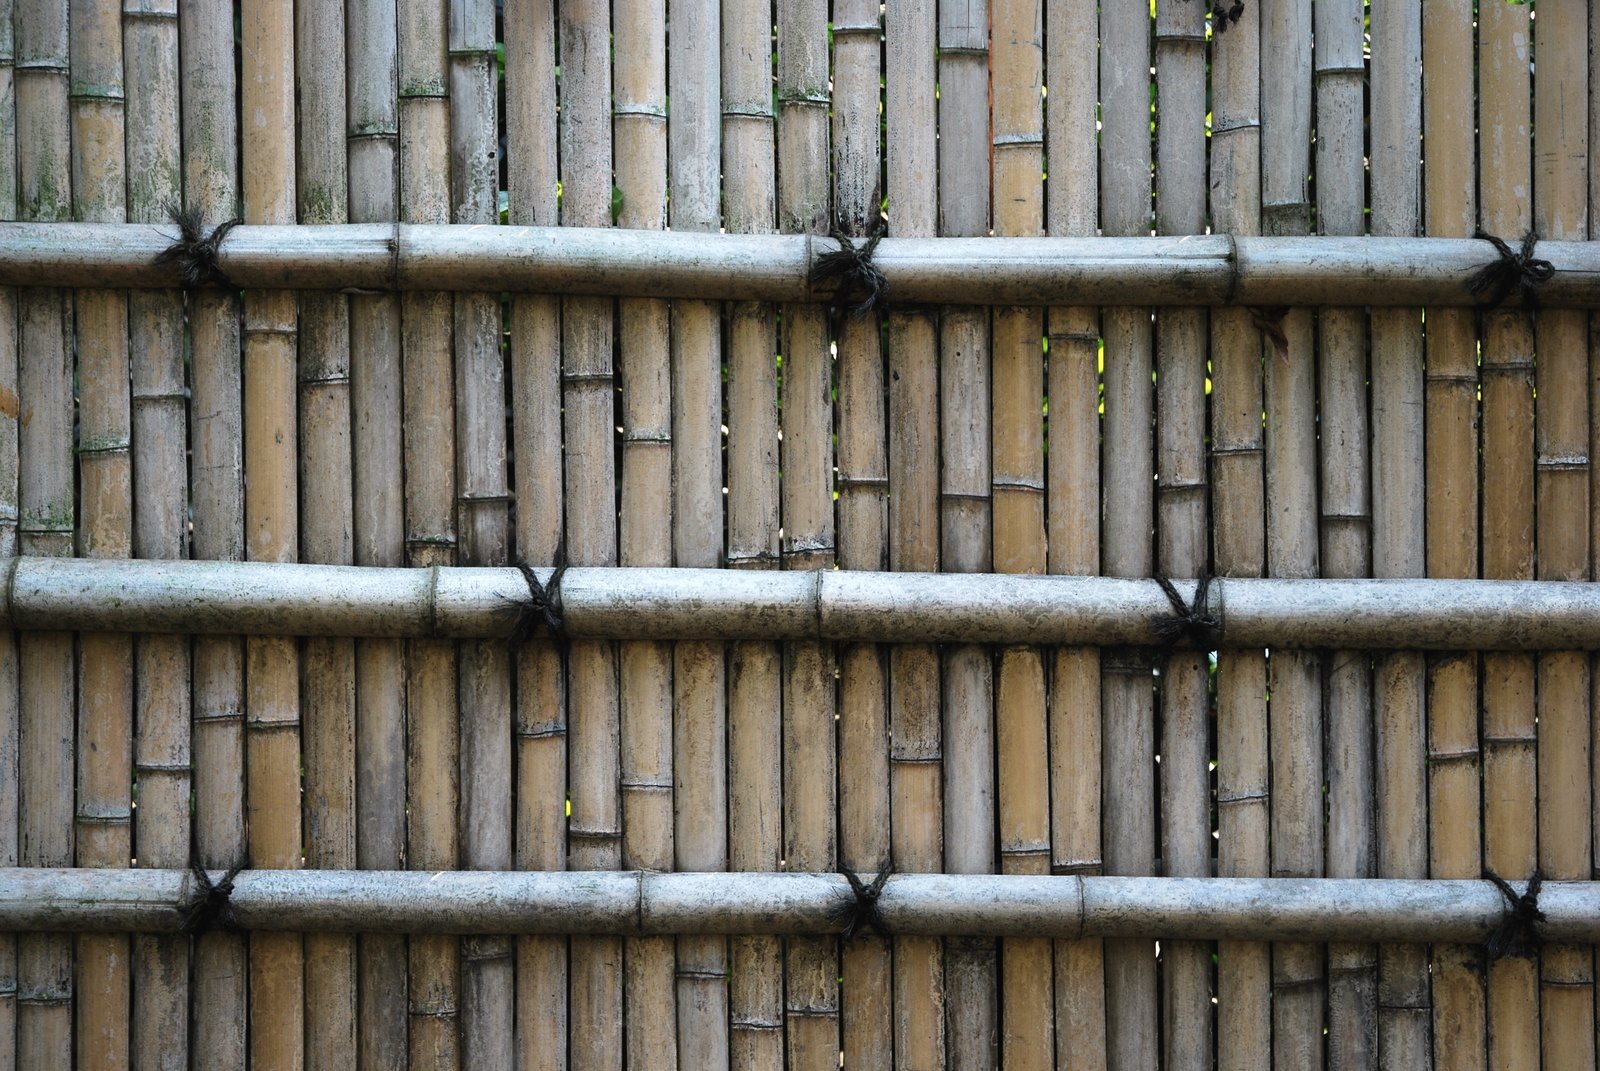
0,0 -> 1595,1067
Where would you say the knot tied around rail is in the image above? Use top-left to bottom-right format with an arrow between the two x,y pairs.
833,866 -> 893,941
1467,231 -> 1555,312
809,219 -> 888,321
1151,574 -> 1222,651
153,201 -> 242,292
1484,869 -> 1545,961
510,552 -> 569,656
181,854 -> 250,935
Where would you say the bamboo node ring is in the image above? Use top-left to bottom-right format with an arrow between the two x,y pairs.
181,854 -> 250,935
1151,574 -> 1222,651
1483,868 -> 1545,961
808,216 -> 888,322
509,549 -> 568,655
832,865 -> 893,941
152,200 -> 242,291
1467,231 -> 1555,312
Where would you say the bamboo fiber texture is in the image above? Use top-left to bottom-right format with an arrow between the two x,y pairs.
0,3 -> 1595,1070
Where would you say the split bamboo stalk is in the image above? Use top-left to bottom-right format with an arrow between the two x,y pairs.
1369,2 -> 1431,1066
1477,5 -> 1540,1067
1532,7 -> 1595,1065
397,0 -> 458,1058
830,2 -> 890,1068
611,0 -> 676,1065
1421,2 -> 1483,1063
0,2 -> 18,1062
1098,1 -> 1156,1064
14,0 -> 72,1056
180,0 -> 246,1055
776,1 -> 837,1068
1315,1 -> 1376,1065
346,0 -> 409,1058
558,3 -> 622,1069
1044,1 -> 1106,1061
721,1 -> 781,1066
69,0 -> 133,1062
124,0 -> 191,1061
503,1 -> 564,1067
884,2 -> 945,1066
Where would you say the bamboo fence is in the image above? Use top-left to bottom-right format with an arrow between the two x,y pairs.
0,3 -> 1597,1069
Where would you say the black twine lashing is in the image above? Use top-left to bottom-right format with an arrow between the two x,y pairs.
152,200 -> 242,291
1484,869 -> 1545,961
509,552 -> 568,656
1151,574 -> 1221,651
1211,0 -> 1244,32
832,866 -> 893,941
809,221 -> 888,321
1466,231 -> 1555,312
181,853 -> 249,935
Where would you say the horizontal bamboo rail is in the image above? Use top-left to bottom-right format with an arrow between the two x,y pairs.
4,557 -> 1600,649
1,224 -> 1597,306
0,869 -> 1586,944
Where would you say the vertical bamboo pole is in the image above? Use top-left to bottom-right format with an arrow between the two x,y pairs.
558,3 -> 621,1068
722,1 -> 781,1066
70,0 -> 133,1060
0,1 -> 18,1065
1152,1 -> 1213,1066
1532,7 -> 1594,1067
399,0 -> 457,1058
1369,2 -> 1430,1067
989,0 -> 1051,1067
1098,0 -> 1156,1065
347,0 -> 409,1059
1477,6 -> 1539,1068
885,2 -> 944,1068
503,0 -> 563,1067
14,0 -> 72,1058
832,2 -> 890,1067
1314,1 -> 1375,1066
181,0 -> 246,1055
776,1 -> 836,1068
1045,1 -> 1105,1062
1208,9 -> 1269,1067
612,0 -> 676,1065
1421,1 -> 1482,1065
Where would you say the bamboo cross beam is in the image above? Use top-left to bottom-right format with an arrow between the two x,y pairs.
0,223 -> 1597,306
4,556 -> 1600,650
0,868 -> 1592,944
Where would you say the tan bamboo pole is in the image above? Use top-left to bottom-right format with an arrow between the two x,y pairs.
346,0 -> 408,1058
884,2 -> 944,1067
0,3 -> 17,1063
1044,0 -> 1105,1061
14,0 -> 72,1056
557,3 -> 622,1069
1477,5 -> 1539,1068
1369,2 -> 1431,1066
610,0 -> 676,1064
1314,1 -> 1375,1065
180,0 -> 246,1055
502,1 -> 564,1068
1531,7 -> 1595,1066
1421,2 -> 1483,1065
68,0 -> 133,1060
830,1 -> 890,1066
1208,2 -> 1268,1068
1098,0 -> 1156,1065
721,2 -> 781,1066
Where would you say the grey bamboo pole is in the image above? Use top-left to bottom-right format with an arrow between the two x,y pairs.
1421,2 -> 1483,1065
398,0 -> 457,1057
70,0 -> 132,1060
298,0 -> 358,1063
721,2 -> 781,1067
180,0 -> 246,1055
558,4 -> 622,1069
1370,2 -> 1430,1066
0,0 -> 18,1060
14,0 -> 72,1056
346,0 -> 408,1058
884,2 -> 944,1067
1478,6 -> 1539,1067
1532,6 -> 1595,1064
124,0 -> 191,1060
1045,0 -> 1105,1061
503,1 -> 564,1067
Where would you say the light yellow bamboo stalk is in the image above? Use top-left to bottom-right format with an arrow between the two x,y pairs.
0,0 -> 15,1060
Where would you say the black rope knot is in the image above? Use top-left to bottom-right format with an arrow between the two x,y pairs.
832,866 -> 893,941
509,554 -> 568,656
1466,231 -> 1555,311
1484,869 -> 1545,961
808,221 -> 888,320
1210,1 -> 1244,32
181,855 -> 249,935
1151,574 -> 1221,650
152,200 -> 242,291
